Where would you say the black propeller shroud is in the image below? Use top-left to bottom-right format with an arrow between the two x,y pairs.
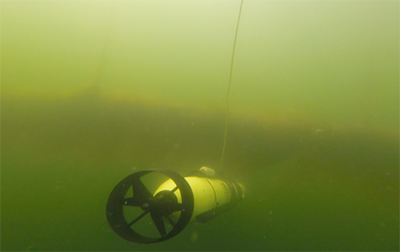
106,170 -> 194,243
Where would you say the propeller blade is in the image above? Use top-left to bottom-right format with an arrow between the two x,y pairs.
169,202 -> 183,212
132,176 -> 152,200
151,212 -> 167,237
164,214 -> 176,227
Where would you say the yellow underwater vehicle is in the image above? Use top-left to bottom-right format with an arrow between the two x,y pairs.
106,166 -> 245,243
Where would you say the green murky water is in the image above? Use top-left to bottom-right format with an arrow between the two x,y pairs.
2,0 -> 399,251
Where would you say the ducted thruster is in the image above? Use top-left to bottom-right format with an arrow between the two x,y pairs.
106,167 -> 245,243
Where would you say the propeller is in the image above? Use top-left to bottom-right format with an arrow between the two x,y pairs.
106,170 -> 194,243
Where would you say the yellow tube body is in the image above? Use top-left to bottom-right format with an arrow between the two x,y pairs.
154,176 -> 245,222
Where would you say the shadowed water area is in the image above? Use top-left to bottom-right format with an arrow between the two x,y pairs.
2,93 -> 399,251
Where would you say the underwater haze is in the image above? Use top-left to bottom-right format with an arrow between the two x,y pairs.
2,0 -> 399,251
